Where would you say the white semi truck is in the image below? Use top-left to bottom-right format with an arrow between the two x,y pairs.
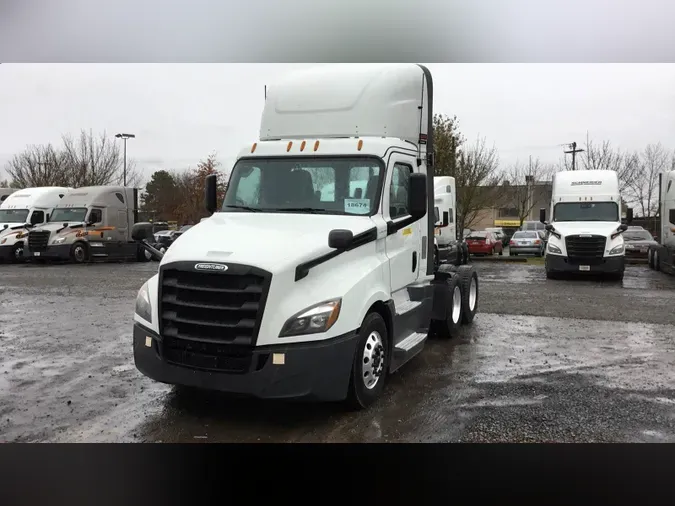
0,188 -> 16,203
24,186 -> 153,263
0,186 -> 70,262
539,169 -> 631,280
433,176 -> 469,267
647,170 -> 675,275
131,64 -> 480,409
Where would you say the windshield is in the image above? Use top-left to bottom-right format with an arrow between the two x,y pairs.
624,230 -> 653,241
50,207 -> 88,223
222,156 -> 385,216
553,202 -> 619,222
513,231 -> 538,239
0,209 -> 29,223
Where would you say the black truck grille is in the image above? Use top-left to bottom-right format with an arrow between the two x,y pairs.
28,230 -> 50,252
158,262 -> 271,372
565,234 -> 606,264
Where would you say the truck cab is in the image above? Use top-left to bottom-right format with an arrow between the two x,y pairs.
0,186 -> 70,262
24,186 -> 151,263
540,169 -> 629,280
132,64 -> 481,409
433,176 -> 468,266
648,171 -> 675,274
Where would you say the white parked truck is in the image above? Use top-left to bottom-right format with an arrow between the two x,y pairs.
539,169 -> 632,280
24,186 -> 153,263
433,176 -> 469,267
648,170 -> 675,274
0,186 -> 70,262
0,188 -> 16,204
131,64 -> 480,409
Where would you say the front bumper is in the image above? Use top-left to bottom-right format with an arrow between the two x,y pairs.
24,244 -> 71,261
545,254 -> 625,273
0,244 -> 16,262
510,245 -> 542,255
133,323 -> 360,402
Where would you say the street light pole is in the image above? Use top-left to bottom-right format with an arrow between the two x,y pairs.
115,133 -> 136,186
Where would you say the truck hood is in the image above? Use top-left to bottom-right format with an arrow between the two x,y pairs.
550,221 -> 622,237
29,222 -> 86,234
161,212 -> 377,273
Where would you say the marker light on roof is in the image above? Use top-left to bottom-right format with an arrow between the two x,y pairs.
313,140 -> 320,151
357,139 -> 363,151
300,141 -> 306,152
287,141 -> 293,152
251,143 -> 257,153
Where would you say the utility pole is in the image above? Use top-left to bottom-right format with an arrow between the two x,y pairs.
115,133 -> 136,186
564,142 -> 584,171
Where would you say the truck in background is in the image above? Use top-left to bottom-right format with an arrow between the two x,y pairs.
0,188 -> 16,204
131,63 -> 480,409
0,186 -> 70,262
433,176 -> 469,267
24,186 -> 153,263
539,169 -> 631,280
648,170 -> 675,275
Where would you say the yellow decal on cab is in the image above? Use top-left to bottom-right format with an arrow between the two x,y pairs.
402,227 -> 412,236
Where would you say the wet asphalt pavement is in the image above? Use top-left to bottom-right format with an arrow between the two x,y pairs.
2,259 -> 675,443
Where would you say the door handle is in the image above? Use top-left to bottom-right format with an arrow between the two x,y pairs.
412,251 -> 417,272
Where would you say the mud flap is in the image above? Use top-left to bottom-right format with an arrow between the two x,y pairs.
430,270 -> 454,321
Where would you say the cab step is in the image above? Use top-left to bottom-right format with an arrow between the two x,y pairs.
391,331 -> 427,372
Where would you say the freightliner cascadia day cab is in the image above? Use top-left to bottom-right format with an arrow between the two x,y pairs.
0,186 -> 70,262
433,176 -> 469,267
539,169 -> 632,280
648,170 -> 675,274
24,186 -> 152,263
131,64 -> 481,409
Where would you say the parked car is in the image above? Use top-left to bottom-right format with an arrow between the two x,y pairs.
623,226 -> 658,259
520,220 -> 547,232
486,227 -> 509,247
509,230 -> 545,256
154,224 -> 194,253
466,231 -> 503,256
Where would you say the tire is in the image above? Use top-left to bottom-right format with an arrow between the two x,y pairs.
648,249 -> 654,269
70,242 -> 89,264
347,312 -> 389,410
432,274 -> 463,339
10,243 -> 24,263
457,265 -> 478,325
498,247 -> 503,256
654,250 -> 661,271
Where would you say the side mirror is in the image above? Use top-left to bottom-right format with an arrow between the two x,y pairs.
626,208 -> 634,224
545,224 -> 553,232
442,211 -> 449,227
131,222 -> 155,242
619,223 -> 628,232
539,208 -> 546,224
328,229 -> 354,250
205,174 -> 218,214
408,173 -> 427,220
2,224 -> 7,230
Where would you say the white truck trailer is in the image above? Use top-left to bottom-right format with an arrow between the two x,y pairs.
0,186 -> 70,262
131,64 -> 480,409
647,170 -> 675,274
433,176 -> 469,267
539,169 -> 631,280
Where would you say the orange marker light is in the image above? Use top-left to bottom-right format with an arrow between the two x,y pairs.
287,141 -> 293,152
251,142 -> 257,153
357,139 -> 363,151
300,140 -> 306,152
314,140 -> 320,151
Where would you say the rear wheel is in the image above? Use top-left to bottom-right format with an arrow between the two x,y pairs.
347,312 -> 389,410
654,250 -> 661,271
457,265 -> 478,324
432,274 -> 463,339
648,249 -> 654,269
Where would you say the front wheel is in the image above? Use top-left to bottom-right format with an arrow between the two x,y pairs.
654,251 -> 661,271
11,243 -> 24,263
70,242 -> 89,264
347,312 -> 389,410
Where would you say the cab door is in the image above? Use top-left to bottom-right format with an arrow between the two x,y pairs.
384,153 -> 423,293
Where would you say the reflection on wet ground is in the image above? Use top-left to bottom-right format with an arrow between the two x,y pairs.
1,261 -> 675,442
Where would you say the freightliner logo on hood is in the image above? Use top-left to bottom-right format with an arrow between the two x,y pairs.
571,181 -> 602,186
194,263 -> 229,272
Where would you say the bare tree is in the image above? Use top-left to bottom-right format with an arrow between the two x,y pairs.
5,143 -> 69,188
454,136 -> 503,233
581,139 -> 639,194
506,158 -> 555,227
628,143 -> 668,217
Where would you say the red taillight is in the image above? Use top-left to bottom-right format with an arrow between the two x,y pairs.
510,241 -> 515,246
535,240 -> 541,245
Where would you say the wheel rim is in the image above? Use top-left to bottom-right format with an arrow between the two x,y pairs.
452,285 -> 462,323
362,331 -> 385,390
14,246 -> 23,260
74,246 -> 85,262
468,276 -> 477,311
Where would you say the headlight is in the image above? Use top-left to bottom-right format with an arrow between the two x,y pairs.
548,243 -> 562,254
279,299 -> 341,337
53,237 -> 66,244
135,281 -> 152,323
609,244 -> 624,255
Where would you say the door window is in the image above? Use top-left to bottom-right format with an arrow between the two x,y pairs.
30,210 -> 45,225
389,163 -> 413,219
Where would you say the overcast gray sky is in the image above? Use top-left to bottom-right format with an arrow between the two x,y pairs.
1,63 -> 674,185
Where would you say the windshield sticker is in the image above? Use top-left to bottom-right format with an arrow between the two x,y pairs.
344,199 -> 370,214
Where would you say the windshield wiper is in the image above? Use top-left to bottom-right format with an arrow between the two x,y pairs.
265,207 -> 332,214
224,205 -> 262,212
